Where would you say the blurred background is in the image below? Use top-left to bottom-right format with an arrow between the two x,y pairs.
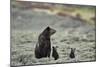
11,0 -> 95,31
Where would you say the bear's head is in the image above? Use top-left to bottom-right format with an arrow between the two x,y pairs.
42,26 -> 56,36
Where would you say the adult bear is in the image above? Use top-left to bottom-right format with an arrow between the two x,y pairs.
35,26 -> 56,59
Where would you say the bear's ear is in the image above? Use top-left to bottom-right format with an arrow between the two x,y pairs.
52,46 -> 54,48
46,26 -> 50,30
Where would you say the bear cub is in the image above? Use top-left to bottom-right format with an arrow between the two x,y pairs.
52,46 -> 59,60
69,48 -> 76,59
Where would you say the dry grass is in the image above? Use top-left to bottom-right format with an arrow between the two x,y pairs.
11,30 -> 96,66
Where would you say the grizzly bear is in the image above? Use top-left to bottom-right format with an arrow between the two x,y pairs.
35,26 -> 56,59
52,46 -> 59,60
